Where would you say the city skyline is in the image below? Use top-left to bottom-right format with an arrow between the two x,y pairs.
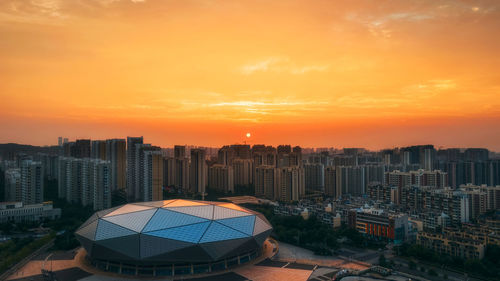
1,0 -> 500,150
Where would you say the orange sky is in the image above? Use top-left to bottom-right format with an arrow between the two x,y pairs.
1,0 -> 499,150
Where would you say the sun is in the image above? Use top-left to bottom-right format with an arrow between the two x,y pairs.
246,132 -> 251,138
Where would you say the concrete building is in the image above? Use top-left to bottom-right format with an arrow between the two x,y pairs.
91,140 -> 107,160
174,145 -> 186,159
337,166 -> 365,196
348,208 -> 408,243
417,229 -> 485,260
143,150 -> 164,201
4,168 -> 21,202
127,136 -> 143,199
175,157 -> 190,191
233,158 -> 253,186
163,157 -> 176,187
0,201 -> 61,223
324,166 -> 340,199
72,139 -> 91,158
304,163 -> 324,192
35,153 -> 59,180
385,169 -> 447,189
58,157 -> 111,210
106,139 -> 126,191
134,144 -> 161,201
276,166 -> 305,202
208,164 -> 234,193
190,149 -> 207,195
254,165 -> 276,199
20,160 -> 44,204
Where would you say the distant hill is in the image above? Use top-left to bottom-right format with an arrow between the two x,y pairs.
0,143 -> 60,160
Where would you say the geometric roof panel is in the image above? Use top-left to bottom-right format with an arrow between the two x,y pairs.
145,221 -> 211,243
167,205 -> 214,220
102,208 -> 157,232
217,215 -> 256,236
75,200 -> 272,264
213,206 -> 251,220
104,204 -> 155,217
95,219 -> 136,240
253,216 -> 273,236
218,203 -> 252,213
142,208 -> 208,232
164,199 -> 208,208
199,222 -> 249,243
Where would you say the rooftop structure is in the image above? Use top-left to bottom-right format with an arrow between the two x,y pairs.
75,199 -> 272,276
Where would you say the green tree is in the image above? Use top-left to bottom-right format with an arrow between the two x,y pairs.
379,254 -> 387,267
111,188 -> 128,207
408,260 -> 416,270
428,268 -> 437,276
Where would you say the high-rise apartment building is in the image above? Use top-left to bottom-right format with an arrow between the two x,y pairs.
276,166 -> 305,202
58,157 -> 111,210
91,140 -> 107,160
304,163 -> 324,192
336,166 -> 366,196
5,169 -> 21,202
190,149 -> 207,194
175,157 -> 190,191
134,144 -> 160,201
20,160 -> 44,204
163,157 -> 176,187
72,139 -> 91,158
254,165 -> 276,199
143,150 -> 163,201
126,136 -> 143,199
208,164 -> 234,193
324,166 -> 340,199
233,158 -> 253,186
106,139 -> 126,191
174,145 -> 186,159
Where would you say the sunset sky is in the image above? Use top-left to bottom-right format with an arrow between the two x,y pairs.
1,0 -> 499,150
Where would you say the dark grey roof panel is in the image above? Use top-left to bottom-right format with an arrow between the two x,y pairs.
200,237 -> 250,260
77,213 -> 98,231
76,219 -> 98,240
140,234 -> 193,259
95,219 -> 136,240
96,234 -> 140,260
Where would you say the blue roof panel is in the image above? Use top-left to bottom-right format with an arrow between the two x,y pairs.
142,208 -> 208,232
216,215 -> 255,236
145,221 -> 210,243
199,222 -> 249,243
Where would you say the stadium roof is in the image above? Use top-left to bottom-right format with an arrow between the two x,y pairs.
75,199 -> 273,263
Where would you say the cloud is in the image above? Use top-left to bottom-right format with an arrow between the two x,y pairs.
0,0 -> 146,23
240,57 -> 283,75
240,57 -> 329,75
402,79 -> 457,97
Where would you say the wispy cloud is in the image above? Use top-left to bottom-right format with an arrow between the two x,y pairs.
240,57 -> 329,75
0,0 -> 146,23
402,79 -> 457,97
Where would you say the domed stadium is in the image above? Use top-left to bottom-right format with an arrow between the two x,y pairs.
75,199 -> 273,276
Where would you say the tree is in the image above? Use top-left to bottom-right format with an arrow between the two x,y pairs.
379,254 -> 387,267
428,268 -> 437,276
408,260 -> 416,270
111,189 -> 128,207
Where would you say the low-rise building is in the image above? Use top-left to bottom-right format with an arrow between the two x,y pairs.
417,229 -> 486,260
348,207 -> 408,243
0,201 -> 61,223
